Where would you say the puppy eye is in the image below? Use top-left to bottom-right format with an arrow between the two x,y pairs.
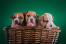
43,20 -> 49,22
27,15 -> 30,17
43,20 -> 45,22
13,16 -> 16,18
34,16 -> 36,18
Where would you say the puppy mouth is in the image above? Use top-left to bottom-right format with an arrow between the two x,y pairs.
27,19 -> 35,26
14,22 -> 19,26
14,21 -> 19,26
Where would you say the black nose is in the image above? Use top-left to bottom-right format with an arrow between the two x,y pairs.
30,19 -> 33,23
15,20 -> 18,24
50,25 -> 52,27
44,25 -> 46,28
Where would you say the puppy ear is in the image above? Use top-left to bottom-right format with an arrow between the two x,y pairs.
36,14 -> 38,18
10,16 -> 14,19
52,16 -> 54,20
39,16 -> 42,20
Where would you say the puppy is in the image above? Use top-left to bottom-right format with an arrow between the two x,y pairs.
11,13 -> 24,27
39,13 -> 59,29
24,11 -> 38,26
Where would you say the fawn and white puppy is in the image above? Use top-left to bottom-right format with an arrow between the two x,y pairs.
39,13 -> 59,29
11,13 -> 24,27
24,11 -> 38,26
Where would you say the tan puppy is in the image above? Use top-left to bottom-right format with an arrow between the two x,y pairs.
39,13 -> 59,29
24,11 -> 38,26
11,13 -> 24,27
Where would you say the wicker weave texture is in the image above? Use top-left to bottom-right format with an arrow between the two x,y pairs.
6,26 -> 60,44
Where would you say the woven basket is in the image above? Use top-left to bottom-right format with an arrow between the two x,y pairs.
41,29 -> 61,44
5,26 -> 42,44
5,26 -> 61,44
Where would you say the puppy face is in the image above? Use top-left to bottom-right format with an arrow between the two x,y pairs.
11,13 -> 24,27
24,11 -> 38,26
39,13 -> 54,28
39,14 -> 48,28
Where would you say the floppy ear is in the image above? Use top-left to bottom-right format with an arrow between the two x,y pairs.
10,16 -> 14,19
52,16 -> 54,20
36,14 -> 38,18
39,16 -> 43,20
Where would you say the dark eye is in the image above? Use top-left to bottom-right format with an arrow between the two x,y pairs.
43,20 -> 45,22
34,16 -> 36,18
13,16 -> 16,18
43,20 -> 49,22
27,15 -> 30,17
19,16 -> 23,19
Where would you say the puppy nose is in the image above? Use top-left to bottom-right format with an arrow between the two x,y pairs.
44,25 -> 46,28
30,19 -> 33,23
15,20 -> 18,24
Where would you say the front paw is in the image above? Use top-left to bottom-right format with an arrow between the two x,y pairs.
53,27 -> 60,30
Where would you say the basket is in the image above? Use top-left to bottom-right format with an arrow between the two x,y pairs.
5,26 -> 61,44
41,29 -> 61,44
5,26 -> 42,44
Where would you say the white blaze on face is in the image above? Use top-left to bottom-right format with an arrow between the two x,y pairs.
27,16 -> 36,26
13,14 -> 19,23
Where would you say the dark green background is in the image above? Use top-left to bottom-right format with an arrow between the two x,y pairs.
0,0 -> 66,44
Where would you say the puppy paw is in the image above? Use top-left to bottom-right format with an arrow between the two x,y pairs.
52,27 -> 60,30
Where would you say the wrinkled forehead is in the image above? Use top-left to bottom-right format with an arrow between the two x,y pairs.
43,13 -> 53,18
44,13 -> 52,17
39,14 -> 48,21
14,13 -> 23,17
42,14 -> 47,18
26,11 -> 37,16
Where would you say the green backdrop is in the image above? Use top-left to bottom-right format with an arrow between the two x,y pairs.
0,0 -> 66,44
